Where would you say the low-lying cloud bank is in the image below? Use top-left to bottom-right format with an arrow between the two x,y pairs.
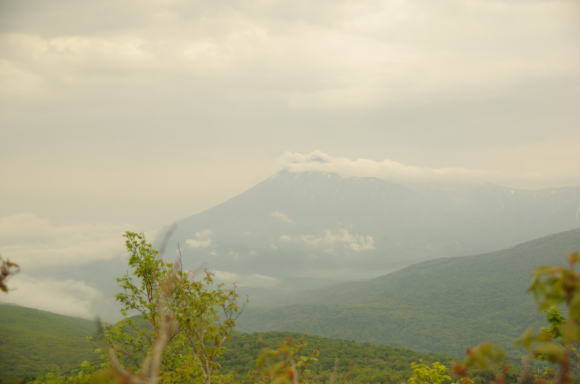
214,270 -> 279,289
282,151 -> 489,183
0,274 -> 103,318
278,229 -> 375,253
301,229 -> 375,253
0,213 -> 128,269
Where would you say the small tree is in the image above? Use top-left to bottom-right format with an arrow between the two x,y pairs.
402,362 -> 453,384
106,232 -> 174,371
171,270 -> 240,384
106,231 -> 241,384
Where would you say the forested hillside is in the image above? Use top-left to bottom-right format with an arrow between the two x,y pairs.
0,305 -> 448,383
222,332 -> 450,383
0,304 -> 98,380
237,228 -> 580,356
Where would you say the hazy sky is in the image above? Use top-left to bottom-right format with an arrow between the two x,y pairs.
1,0 -> 580,316
2,0 -> 580,227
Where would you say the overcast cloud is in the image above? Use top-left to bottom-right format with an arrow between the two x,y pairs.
2,0 -> 580,229
1,0 -> 579,315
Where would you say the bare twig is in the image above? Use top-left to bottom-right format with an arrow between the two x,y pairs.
515,356 -> 531,384
157,224 -> 177,260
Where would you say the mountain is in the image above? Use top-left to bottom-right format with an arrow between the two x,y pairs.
236,228 -> 580,357
32,170 -> 580,319
0,304 -> 449,383
0,303 -> 98,380
160,170 -> 580,285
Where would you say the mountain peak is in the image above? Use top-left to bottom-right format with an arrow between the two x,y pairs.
160,167 -> 580,285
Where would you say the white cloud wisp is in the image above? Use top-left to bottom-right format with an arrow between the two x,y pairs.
186,230 -> 213,249
282,151 -> 489,183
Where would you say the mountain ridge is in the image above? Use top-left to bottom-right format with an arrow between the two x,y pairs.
236,227 -> 580,356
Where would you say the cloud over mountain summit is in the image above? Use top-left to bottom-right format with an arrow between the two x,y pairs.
282,151 -> 488,183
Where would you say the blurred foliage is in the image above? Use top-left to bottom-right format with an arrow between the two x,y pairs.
450,252 -> 580,384
251,337 -> 318,384
0,256 -> 19,293
402,362 -> 452,384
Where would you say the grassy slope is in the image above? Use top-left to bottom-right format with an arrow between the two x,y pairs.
0,304 -> 98,379
238,228 -> 580,357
